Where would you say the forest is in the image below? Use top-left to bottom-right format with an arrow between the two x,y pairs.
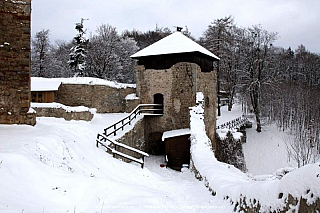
31,16 -> 320,167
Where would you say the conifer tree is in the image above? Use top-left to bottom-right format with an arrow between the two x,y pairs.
68,18 -> 89,76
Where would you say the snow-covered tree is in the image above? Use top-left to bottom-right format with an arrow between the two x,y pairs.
86,24 -> 138,83
200,16 -> 240,113
68,18 -> 89,76
48,40 -> 74,78
122,25 -> 171,50
117,36 -> 139,83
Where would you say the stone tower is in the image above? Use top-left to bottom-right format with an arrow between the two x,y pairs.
0,0 -> 35,125
131,32 -> 219,154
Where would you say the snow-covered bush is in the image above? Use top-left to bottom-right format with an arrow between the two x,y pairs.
216,129 -> 247,172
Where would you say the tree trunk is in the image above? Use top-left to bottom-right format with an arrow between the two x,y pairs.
228,96 -> 233,111
227,87 -> 235,111
255,113 -> 262,132
250,90 -> 262,132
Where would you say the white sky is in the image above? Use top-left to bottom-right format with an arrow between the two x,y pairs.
31,0 -> 320,53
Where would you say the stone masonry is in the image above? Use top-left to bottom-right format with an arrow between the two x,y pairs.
115,118 -> 146,162
136,62 -> 217,153
0,0 -> 35,125
55,84 -> 136,113
33,107 -> 94,121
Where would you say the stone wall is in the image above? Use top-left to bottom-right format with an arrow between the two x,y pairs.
55,84 -> 136,113
33,107 -> 94,121
192,161 -> 320,212
125,98 -> 140,112
0,0 -> 35,125
196,66 -> 217,150
136,62 -> 217,153
115,118 -> 146,161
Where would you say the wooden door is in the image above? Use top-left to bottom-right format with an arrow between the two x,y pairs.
165,134 -> 190,171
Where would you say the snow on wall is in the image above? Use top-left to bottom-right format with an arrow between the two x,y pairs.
190,92 -> 320,212
31,77 -> 136,89
31,103 -> 95,121
31,102 -> 95,113
125,93 -> 139,100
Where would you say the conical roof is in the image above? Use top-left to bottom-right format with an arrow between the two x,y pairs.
130,32 -> 220,61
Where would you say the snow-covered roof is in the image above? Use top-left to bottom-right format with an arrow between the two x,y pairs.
31,77 -> 61,91
31,77 -> 136,91
162,128 -> 191,141
131,32 -> 220,60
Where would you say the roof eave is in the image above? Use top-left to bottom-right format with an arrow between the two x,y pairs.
131,51 -> 220,61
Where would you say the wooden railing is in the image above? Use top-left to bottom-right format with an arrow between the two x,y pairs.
103,104 -> 163,137
96,134 -> 149,168
96,104 -> 163,168
216,116 -> 249,130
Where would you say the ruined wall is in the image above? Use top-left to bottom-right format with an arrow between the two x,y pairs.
55,84 -> 136,113
125,98 -> 140,112
196,66 -> 217,150
33,107 -> 94,121
0,0 -> 35,125
115,118 -> 146,161
136,62 -> 217,153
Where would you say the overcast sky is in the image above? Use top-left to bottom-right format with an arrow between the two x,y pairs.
31,0 -> 320,53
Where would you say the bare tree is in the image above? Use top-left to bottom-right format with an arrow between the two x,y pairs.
238,25 -> 278,132
31,29 -> 50,77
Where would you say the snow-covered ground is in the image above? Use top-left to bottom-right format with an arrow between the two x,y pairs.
1,100 -> 318,212
243,124 -> 296,175
217,104 -> 295,175
191,95 -> 320,212
0,113 -> 232,213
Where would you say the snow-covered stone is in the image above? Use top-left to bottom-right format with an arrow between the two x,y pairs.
162,128 -> 191,141
125,93 -> 139,100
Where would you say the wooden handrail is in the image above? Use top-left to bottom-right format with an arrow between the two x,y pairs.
96,133 -> 149,168
97,104 -> 162,168
104,104 -> 163,137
